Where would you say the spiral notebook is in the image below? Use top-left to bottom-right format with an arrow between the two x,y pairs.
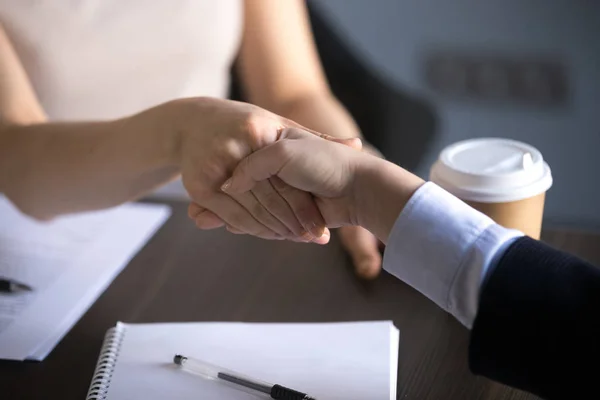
86,321 -> 400,399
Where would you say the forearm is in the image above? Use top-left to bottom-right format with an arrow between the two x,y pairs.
274,94 -> 385,160
272,93 -> 360,138
0,108 -> 179,219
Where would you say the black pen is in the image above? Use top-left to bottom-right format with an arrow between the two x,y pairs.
0,278 -> 33,293
173,354 -> 316,400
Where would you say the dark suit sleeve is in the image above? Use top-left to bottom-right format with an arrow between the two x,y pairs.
469,236 -> 600,399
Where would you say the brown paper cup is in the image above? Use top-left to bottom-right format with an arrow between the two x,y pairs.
465,192 -> 546,239
430,138 -> 552,238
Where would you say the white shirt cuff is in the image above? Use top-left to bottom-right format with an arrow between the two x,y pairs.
382,182 -> 523,328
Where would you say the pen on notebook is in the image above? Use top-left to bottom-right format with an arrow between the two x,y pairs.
173,354 -> 316,400
0,278 -> 33,293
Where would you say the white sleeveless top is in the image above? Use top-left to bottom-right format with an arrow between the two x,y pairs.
0,0 -> 243,120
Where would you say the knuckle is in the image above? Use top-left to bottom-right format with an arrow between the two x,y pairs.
221,138 -> 245,160
242,114 -> 263,147
201,166 -> 226,185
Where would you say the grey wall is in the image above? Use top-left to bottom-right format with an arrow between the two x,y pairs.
314,0 -> 600,229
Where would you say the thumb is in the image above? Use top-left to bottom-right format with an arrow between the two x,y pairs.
279,127 -> 363,151
221,142 -> 291,194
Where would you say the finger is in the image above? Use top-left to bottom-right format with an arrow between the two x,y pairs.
279,122 -> 362,150
228,190 -> 293,238
222,141 -> 291,194
286,227 -> 331,244
335,137 -> 363,150
338,226 -> 382,279
189,203 -> 226,229
226,225 -> 244,234
269,176 -> 327,240
279,127 -> 363,150
250,179 -> 313,240
312,227 -> 331,244
203,193 -> 281,240
188,202 -> 203,219
194,212 -> 225,230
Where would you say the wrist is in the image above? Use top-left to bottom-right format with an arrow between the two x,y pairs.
125,101 -> 184,169
106,104 -> 182,196
352,156 -> 424,243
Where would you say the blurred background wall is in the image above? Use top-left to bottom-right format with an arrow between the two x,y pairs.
156,0 -> 599,231
311,0 -> 600,230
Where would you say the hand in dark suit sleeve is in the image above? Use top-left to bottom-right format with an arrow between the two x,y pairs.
469,236 -> 600,399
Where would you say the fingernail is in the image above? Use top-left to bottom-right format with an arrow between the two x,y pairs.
221,178 -> 232,192
307,222 -> 325,238
316,229 -> 330,243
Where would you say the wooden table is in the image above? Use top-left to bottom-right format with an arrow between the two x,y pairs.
2,200 -> 599,399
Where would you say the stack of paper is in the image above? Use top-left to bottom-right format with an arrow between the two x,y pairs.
0,196 -> 170,360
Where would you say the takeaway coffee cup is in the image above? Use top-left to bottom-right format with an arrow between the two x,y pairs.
430,138 -> 552,239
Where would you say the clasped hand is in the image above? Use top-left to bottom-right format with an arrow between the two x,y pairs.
173,98 -> 356,244
173,98 -> 393,279
190,122 -> 382,248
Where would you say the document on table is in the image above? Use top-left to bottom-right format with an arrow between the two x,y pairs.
0,196 -> 171,361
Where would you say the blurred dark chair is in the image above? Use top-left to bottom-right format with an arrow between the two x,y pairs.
229,1 -> 438,172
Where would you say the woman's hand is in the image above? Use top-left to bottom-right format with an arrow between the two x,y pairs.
154,97 -> 348,242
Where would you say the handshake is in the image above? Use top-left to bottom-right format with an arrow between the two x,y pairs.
182,99 -> 423,258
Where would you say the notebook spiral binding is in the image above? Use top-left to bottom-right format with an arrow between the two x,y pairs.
86,324 -> 126,400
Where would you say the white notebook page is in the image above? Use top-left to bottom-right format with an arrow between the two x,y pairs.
106,321 -> 399,400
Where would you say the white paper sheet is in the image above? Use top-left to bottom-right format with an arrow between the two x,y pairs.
103,321 -> 399,400
0,196 -> 170,360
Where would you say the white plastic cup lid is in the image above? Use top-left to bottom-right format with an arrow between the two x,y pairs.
430,138 -> 553,203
